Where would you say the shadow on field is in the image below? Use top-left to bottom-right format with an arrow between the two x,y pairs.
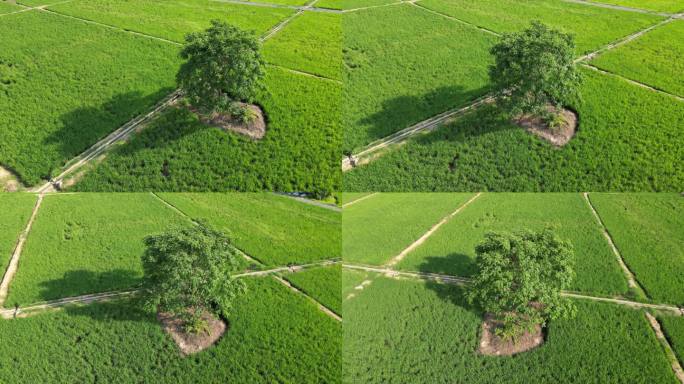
37,269 -> 140,303
417,254 -> 480,312
61,297 -> 155,324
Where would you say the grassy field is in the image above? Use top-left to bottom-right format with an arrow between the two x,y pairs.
343,276 -> 678,383
343,193 -> 473,264
72,66 -> 341,193
417,0 -> 663,54
343,4 -> 495,151
157,193 -> 341,266
5,194 -> 191,306
660,315 -> 684,369
48,0 -> 294,42
0,194 -> 36,271
284,264 -> 342,315
0,11 -> 179,186
591,20 -> 684,97
587,0 -> 684,12
0,277 -> 341,383
589,194 -> 684,305
316,0 -> 397,10
0,1 -> 21,13
340,192 -> 375,205
342,268 -> 374,300
345,68 -> 684,192
395,193 -> 629,296
264,12 -> 341,80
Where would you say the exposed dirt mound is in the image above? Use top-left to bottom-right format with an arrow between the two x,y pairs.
478,314 -> 544,356
191,103 -> 266,140
158,311 -> 226,355
0,165 -> 21,192
514,106 -> 577,147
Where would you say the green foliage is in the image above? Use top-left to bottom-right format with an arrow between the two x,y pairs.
490,21 -> 581,121
178,20 -> 265,114
0,194 -> 36,271
589,193 -> 684,305
343,193 -> 474,264
660,315 -> 684,369
142,224 -> 247,329
284,265 -> 342,315
467,229 -> 576,339
344,276 -> 678,383
316,0 -> 397,10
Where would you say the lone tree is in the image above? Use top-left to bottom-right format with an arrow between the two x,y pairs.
467,229 -> 576,341
177,20 -> 265,121
141,224 -> 246,333
489,21 -> 581,127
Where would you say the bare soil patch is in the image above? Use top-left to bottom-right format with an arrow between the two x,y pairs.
478,314 -> 545,356
190,103 -> 266,140
158,311 -> 226,355
514,106 -> 577,147
0,165 -> 21,192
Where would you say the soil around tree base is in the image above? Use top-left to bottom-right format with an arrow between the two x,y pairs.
514,106 -> 577,147
158,311 -> 226,355
191,103 -> 266,140
478,314 -> 545,356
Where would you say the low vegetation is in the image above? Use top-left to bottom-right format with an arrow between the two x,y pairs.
284,264 -> 342,315
586,0 -> 684,13
660,315 -> 684,368
0,194 -> 36,271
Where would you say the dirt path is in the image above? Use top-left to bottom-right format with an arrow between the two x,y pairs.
234,259 -> 340,278
272,275 -> 342,321
645,312 -> 684,383
562,0 -> 675,16
385,192 -> 482,267
0,290 -> 137,319
0,194 -> 43,307
341,192 -> 379,208
278,193 -> 341,212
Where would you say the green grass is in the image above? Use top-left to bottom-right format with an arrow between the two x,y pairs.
0,1 -> 22,13
0,11 -> 179,187
342,268 -> 375,301
343,4 -> 496,151
284,264 -> 341,315
48,0 -> 294,42
72,66 -> 340,193
340,192 -> 375,205
344,276 -> 678,383
587,0 -> 684,13
0,194 -> 36,271
343,193 -> 474,265
396,193 -> 629,296
6,194 -> 191,306
660,315 -> 684,369
417,0 -> 664,54
591,20 -> 684,97
157,193 -> 341,266
589,193 -> 684,305
344,68 -> 684,192
0,277 -> 341,383
243,0 -> 309,6
316,0 -> 398,10
18,0 -> 74,5
264,12 -> 341,80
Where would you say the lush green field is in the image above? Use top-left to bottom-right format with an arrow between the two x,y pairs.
342,268 -> 374,300
343,276 -> 677,383
157,193 -> 341,266
587,0 -> 684,12
340,192 -> 375,205
284,264 -> 342,314
0,11 -> 179,186
0,277 -> 341,383
660,315 -> 684,369
589,194 -> 684,305
591,20 -> 684,97
0,1 -> 21,13
243,0 -> 309,6
343,193 -> 473,264
49,0 -> 294,42
316,0 -> 397,10
0,194 -> 36,271
396,193 -> 629,295
17,0 -> 74,5
345,68 -> 684,192
343,4 -> 495,151
73,66 -> 341,193
264,12 -> 341,80
417,0 -> 663,54
6,194 -> 191,305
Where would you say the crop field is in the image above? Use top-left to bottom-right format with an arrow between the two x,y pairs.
0,194 -> 36,271
587,0 -> 684,12
284,264 -> 342,315
591,20 -> 684,97
342,193 -> 474,264
392,193 -> 629,296
661,315 -> 684,368
589,193 -> 684,305
342,274 -> 679,383
0,1 -> 20,13
157,193 -> 341,266
340,192 -> 374,205
317,0 -> 397,10
0,277 -> 341,383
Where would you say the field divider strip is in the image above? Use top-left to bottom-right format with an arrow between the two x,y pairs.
410,1 -> 501,36
234,259 -> 340,278
385,192 -> 482,267
341,0 -> 410,13
562,0 -> 674,16
267,64 -> 341,83
646,312 -> 684,383
581,63 -> 684,102
341,192 -> 379,208
211,0 -> 342,13
342,263 -> 684,315
271,275 -> 341,321
277,193 -> 341,211
0,194 -> 44,307
582,193 -> 646,294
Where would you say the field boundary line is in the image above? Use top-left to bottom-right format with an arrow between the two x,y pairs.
0,194 -> 44,307
342,192 -> 379,208
277,193 -> 341,211
581,63 -> 684,102
272,275 -> 341,321
410,2 -> 500,36
582,193 -> 646,294
0,290 -> 137,319
342,0 -> 412,13
385,192 -> 482,267
235,259 -> 340,278
211,0 -> 342,13
562,0 -> 675,16
646,313 -> 684,383
269,64 -> 341,83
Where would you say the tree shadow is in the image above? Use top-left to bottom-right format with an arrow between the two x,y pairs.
417,253 -> 480,313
